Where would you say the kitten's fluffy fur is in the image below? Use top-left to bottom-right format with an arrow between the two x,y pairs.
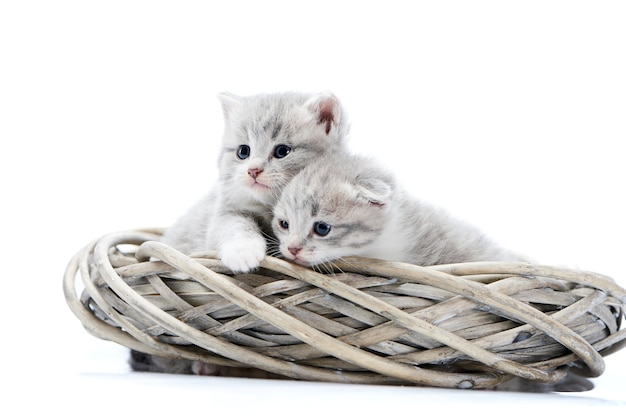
162,91 -> 349,272
273,152 -> 522,268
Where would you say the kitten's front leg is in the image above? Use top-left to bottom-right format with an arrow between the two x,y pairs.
210,213 -> 267,273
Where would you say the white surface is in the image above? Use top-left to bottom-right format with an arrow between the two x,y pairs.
2,1 -> 625,415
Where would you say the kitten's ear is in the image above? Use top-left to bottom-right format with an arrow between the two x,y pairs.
217,92 -> 242,121
305,92 -> 343,136
354,177 -> 393,207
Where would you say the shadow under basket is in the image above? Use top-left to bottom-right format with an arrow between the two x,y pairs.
63,229 -> 626,389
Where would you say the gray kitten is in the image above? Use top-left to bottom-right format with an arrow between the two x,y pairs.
272,152 -> 522,267
130,91 -> 349,375
162,90 -> 349,272
271,153 -> 596,393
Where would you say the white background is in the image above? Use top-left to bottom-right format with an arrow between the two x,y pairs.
1,1 -> 625,415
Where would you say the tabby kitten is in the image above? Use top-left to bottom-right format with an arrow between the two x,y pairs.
272,152 -> 522,268
162,91 -> 349,272
130,91 -> 349,375
270,153 -> 601,394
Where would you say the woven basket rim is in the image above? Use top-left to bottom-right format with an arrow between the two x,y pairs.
63,228 -> 626,389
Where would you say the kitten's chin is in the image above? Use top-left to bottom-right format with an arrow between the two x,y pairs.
284,254 -> 312,267
293,258 -> 311,267
246,180 -> 273,200
250,181 -> 269,191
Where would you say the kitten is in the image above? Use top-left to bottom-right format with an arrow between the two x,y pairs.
162,90 -> 349,272
271,153 -> 600,393
272,152 -> 522,268
130,91 -> 350,375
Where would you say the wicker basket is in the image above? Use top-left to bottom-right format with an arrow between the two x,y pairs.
63,229 -> 626,389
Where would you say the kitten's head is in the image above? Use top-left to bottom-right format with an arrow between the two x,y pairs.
217,91 -> 349,204
272,154 -> 395,267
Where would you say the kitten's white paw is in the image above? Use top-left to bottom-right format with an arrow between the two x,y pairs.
219,237 -> 266,273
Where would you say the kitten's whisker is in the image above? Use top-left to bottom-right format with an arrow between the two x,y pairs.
267,251 -> 283,259
266,244 -> 283,258
331,256 -> 358,274
313,263 -> 330,275
327,260 -> 343,275
260,229 -> 279,243
322,262 -> 336,275
307,258 -> 341,276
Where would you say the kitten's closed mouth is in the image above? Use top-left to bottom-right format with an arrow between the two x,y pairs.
249,180 -> 270,191
290,256 -> 311,267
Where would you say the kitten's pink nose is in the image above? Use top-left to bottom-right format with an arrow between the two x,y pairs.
248,167 -> 263,179
288,246 -> 302,256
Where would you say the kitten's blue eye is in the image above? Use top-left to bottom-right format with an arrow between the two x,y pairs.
278,219 -> 289,229
237,145 -> 250,160
313,222 -> 332,236
273,144 -> 291,159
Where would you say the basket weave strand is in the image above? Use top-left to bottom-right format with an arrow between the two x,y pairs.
63,229 -> 626,389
